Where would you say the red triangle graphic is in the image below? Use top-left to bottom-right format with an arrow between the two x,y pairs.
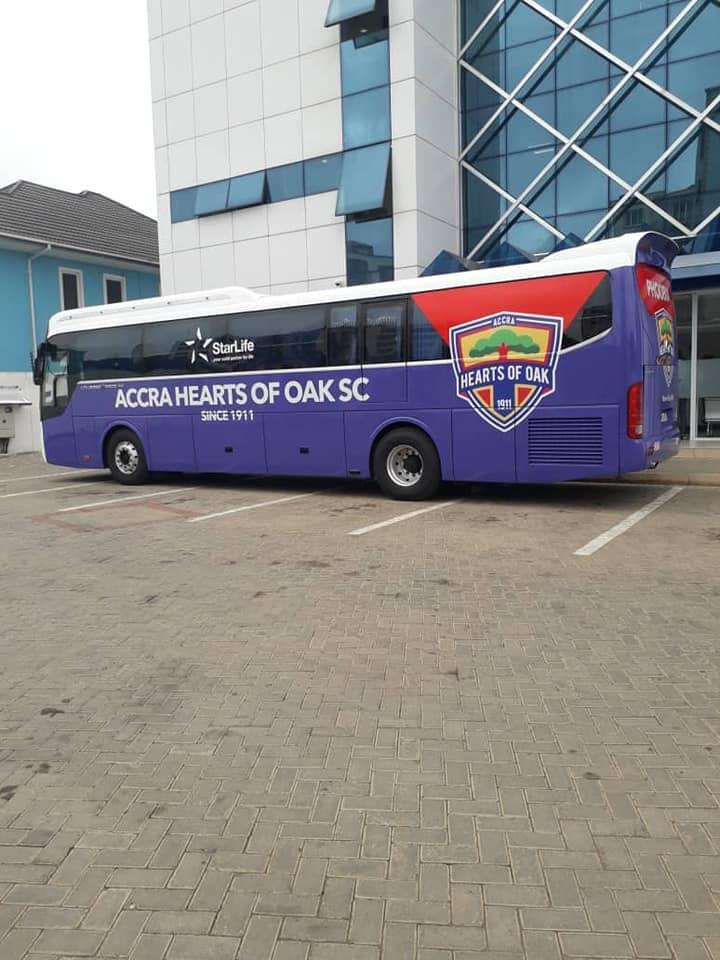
516,385 -> 534,406
473,387 -> 493,408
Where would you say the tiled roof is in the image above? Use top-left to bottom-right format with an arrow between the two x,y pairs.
0,180 -> 158,266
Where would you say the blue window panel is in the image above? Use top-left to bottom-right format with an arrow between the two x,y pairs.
341,33 -> 389,96
556,81 -> 608,137
342,86 -> 390,149
461,0 -> 500,44
609,125 -> 666,191
555,152 -> 610,216
170,187 -> 197,223
346,217 -> 393,285
195,180 -> 230,217
609,10 -> 667,65
463,169 -> 508,253
668,52 -> 720,111
664,1 -> 720,61
266,163 -> 305,202
556,210 -> 606,241
304,153 -> 343,195
325,0 -> 377,26
336,143 -> 391,216
555,36 -> 610,87
227,172 -> 266,210
645,125 -> 720,229
462,72 -> 503,149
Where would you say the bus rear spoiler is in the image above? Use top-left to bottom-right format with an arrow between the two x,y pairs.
636,232 -> 679,274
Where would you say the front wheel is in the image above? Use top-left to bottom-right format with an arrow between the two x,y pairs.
107,429 -> 149,485
373,428 -> 441,501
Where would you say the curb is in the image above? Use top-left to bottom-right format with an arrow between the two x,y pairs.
617,473 -> 720,487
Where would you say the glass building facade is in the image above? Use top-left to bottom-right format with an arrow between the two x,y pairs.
460,0 -> 720,443
461,0 -> 720,259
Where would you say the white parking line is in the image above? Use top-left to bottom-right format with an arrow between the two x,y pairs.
349,501 -> 456,537
0,482 -> 106,500
574,485 -> 684,557
189,492 -> 313,523
58,488 -> 191,513
0,470 -> 84,484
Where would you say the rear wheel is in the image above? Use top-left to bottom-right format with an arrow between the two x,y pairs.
373,427 -> 441,501
107,430 -> 149,485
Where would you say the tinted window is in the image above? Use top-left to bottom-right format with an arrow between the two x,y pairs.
410,302 -> 450,361
562,274 -> 613,349
105,278 -> 125,304
61,271 -> 81,310
364,300 -> 405,365
78,325 -> 144,380
328,304 -> 359,367
229,307 -> 327,371
144,316 -> 228,375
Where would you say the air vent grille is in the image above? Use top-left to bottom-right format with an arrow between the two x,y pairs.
528,417 -> 604,465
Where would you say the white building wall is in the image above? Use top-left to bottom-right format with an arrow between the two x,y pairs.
149,0 -> 461,293
390,0 -> 460,279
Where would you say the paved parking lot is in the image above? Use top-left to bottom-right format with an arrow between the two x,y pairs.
1,454 -> 720,960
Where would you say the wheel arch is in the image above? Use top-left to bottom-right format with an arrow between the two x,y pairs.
368,418 -> 447,480
101,422 -> 147,467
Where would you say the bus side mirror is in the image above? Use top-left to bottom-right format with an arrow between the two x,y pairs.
32,345 -> 45,386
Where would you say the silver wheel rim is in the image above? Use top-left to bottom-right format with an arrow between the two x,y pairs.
386,444 -> 424,488
114,440 -> 139,476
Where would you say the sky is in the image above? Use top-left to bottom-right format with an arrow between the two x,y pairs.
0,0 -> 157,218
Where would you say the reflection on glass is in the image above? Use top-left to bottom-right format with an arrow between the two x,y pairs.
697,291 -> 720,437
342,86 -> 390,149
341,32 -> 389,95
346,217 -> 393,285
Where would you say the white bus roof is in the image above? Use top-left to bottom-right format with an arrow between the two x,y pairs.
46,231 -> 671,339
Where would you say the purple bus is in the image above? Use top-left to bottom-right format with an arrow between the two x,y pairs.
34,231 -> 679,500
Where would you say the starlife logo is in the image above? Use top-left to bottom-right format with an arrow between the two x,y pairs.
185,327 -> 255,365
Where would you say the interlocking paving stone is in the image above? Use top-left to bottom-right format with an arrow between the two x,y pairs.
2,457 -> 720,959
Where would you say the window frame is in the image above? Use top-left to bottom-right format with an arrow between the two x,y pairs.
59,268 -> 84,312
359,295 -> 408,367
103,274 -> 127,305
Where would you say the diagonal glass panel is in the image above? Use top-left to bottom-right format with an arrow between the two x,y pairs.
463,169 -> 508,253
462,0 -> 498,45
227,172 -> 266,211
643,123 -> 720,231
608,8 -> 671,65
195,180 -> 229,217
462,71 -> 504,149
657,0 -> 720,62
601,197 -> 686,239
336,142 -> 390,216
465,1 -> 557,92
667,52 -> 720,112
325,0 -> 377,27
468,107 -> 560,197
482,212 -> 557,260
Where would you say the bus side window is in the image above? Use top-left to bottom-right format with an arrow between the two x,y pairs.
328,304 -> 359,367
143,316 -> 229,375
236,307 -> 327,371
409,301 -> 450,361
363,300 -> 405,365
80,326 -> 144,380
563,274 -> 613,349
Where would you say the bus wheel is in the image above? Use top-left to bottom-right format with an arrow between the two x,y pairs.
373,427 -> 441,501
107,430 -> 149,485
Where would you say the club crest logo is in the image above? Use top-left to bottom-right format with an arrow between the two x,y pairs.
450,312 -> 563,432
655,307 -> 675,387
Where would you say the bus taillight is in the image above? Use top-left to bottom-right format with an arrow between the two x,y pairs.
628,382 -> 644,439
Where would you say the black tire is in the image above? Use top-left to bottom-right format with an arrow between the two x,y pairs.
106,429 -> 149,485
372,427 -> 441,501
